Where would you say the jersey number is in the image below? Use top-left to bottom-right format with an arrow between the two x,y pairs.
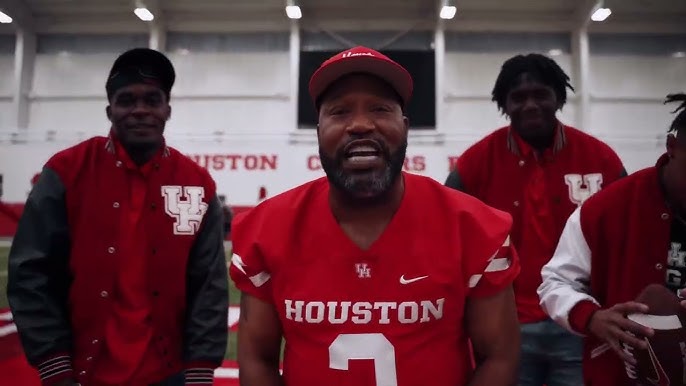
328,333 -> 398,386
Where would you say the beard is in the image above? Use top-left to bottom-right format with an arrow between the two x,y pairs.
319,139 -> 407,204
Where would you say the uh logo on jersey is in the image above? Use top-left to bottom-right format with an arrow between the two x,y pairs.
564,173 -> 603,206
161,185 -> 208,235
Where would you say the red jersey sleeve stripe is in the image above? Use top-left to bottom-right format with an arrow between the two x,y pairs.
231,253 -> 271,288
468,236 -> 513,289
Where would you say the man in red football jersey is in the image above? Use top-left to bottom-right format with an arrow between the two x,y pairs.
7,48 -> 228,386
538,93 -> 686,385
230,46 -> 521,386
444,53 -> 626,386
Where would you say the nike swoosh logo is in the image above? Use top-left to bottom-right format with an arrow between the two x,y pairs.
645,338 -> 669,386
399,275 -> 428,285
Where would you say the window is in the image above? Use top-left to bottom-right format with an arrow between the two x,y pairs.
298,31 -> 436,129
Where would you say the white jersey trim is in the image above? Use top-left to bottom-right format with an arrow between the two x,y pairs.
468,235 -> 512,289
231,253 -> 272,288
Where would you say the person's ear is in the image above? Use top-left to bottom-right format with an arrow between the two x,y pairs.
667,133 -> 678,159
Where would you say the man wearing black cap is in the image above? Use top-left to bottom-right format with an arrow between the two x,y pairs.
229,46 -> 521,385
7,48 -> 228,386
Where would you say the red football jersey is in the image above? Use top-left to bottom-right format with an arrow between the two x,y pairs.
230,172 -> 520,386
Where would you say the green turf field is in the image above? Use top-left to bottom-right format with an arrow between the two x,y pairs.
0,245 -> 240,361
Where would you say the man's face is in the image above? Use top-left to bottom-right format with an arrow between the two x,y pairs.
107,83 -> 170,151
317,74 -> 409,202
505,73 -> 559,143
666,133 -> 686,210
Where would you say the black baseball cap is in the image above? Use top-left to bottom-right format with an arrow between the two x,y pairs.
105,47 -> 176,99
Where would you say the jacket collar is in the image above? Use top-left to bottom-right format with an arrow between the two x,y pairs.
105,129 -> 170,173
104,129 -> 170,158
507,122 -> 566,159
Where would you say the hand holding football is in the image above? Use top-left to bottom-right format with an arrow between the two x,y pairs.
588,301 -> 653,364
623,284 -> 686,385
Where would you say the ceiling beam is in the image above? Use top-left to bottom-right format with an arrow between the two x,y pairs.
0,0 -> 35,31
573,0 -> 601,29
140,0 -> 165,27
589,21 -> 686,34
132,0 -> 166,50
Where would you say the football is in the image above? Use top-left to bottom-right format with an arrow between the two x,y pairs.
623,284 -> 686,386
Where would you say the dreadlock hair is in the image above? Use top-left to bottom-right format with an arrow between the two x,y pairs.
491,53 -> 574,113
665,93 -> 686,134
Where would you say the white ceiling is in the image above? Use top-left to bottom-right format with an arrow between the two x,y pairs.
0,0 -> 684,35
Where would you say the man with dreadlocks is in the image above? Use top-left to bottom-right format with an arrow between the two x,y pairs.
444,53 -> 626,385
538,93 -> 686,385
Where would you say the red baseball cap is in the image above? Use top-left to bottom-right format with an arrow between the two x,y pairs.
308,46 -> 414,109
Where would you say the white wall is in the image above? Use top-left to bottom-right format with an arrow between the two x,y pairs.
588,55 -> 685,172
0,31 -> 685,205
442,52 -> 577,138
0,53 -> 14,130
165,52 -> 292,135
588,55 -> 686,139
28,52 -> 292,138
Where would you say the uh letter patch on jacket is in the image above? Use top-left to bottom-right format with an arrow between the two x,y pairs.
161,185 -> 208,235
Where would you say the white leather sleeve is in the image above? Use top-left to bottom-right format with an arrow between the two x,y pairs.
538,206 -> 600,335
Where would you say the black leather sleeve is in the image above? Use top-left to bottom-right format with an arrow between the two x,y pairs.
619,167 -> 628,178
183,194 -> 229,366
444,168 -> 465,192
7,167 -> 73,366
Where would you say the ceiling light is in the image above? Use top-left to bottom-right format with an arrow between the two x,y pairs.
548,49 -> 563,56
0,11 -> 12,24
672,51 -> 686,58
591,8 -> 612,22
134,7 -> 154,22
286,5 -> 302,19
440,6 -> 457,20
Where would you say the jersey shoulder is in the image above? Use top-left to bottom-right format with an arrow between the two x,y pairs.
407,173 -> 512,239
233,177 -> 328,238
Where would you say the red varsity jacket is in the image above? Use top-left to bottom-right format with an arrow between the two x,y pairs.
445,124 -> 625,323
539,155 -> 673,385
7,136 -> 229,385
